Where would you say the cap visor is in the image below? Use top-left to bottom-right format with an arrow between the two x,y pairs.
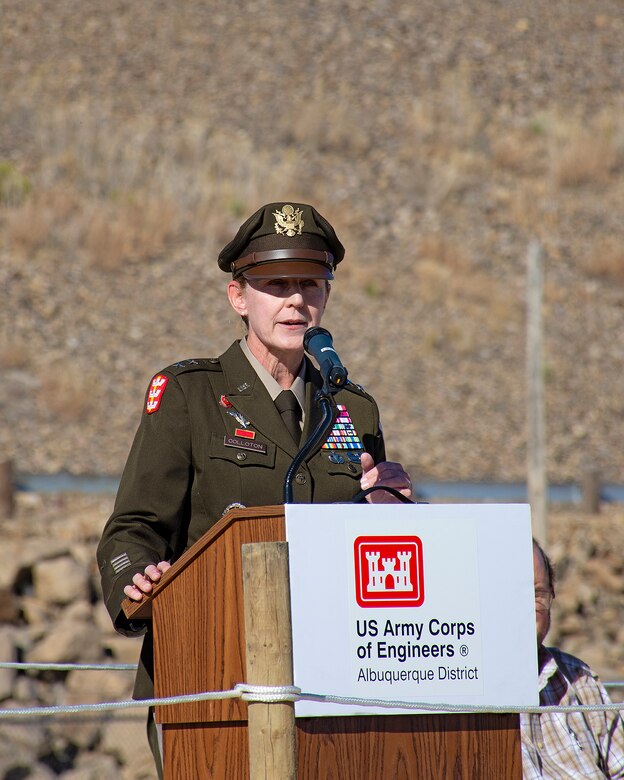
241,260 -> 333,280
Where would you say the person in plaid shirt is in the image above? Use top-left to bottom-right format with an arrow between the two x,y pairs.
521,540 -> 624,778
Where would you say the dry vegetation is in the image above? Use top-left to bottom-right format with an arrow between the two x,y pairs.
1,66 -> 621,282
1,1 -> 624,484
3,90 -> 622,283
584,237 -> 624,283
0,69 -> 624,278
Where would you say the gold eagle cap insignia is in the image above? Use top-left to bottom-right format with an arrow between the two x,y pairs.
273,204 -> 304,237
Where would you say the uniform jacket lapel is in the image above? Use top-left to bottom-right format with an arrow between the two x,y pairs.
219,342 -> 340,459
219,341 -> 300,456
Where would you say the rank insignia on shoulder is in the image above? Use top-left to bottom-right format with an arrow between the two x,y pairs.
322,404 -> 365,451
146,374 -> 169,414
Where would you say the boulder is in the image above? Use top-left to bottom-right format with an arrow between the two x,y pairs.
20,594 -> 54,626
0,713 -> 47,776
100,710 -> 154,772
65,667 -> 133,704
0,588 -> 20,624
68,752 -> 122,780
34,556 -> 90,606
25,620 -> 102,665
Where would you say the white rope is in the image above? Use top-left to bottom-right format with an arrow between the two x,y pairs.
235,683 -> 301,702
1,682 -> 624,719
0,662 -> 137,671
0,688 -> 240,718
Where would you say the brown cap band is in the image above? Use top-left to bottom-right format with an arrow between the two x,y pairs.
231,248 -> 335,278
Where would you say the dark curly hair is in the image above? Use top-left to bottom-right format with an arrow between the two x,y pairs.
533,537 -> 556,595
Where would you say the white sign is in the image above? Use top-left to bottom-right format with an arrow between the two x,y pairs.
286,503 -> 538,717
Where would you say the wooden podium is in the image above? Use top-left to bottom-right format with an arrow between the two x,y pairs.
123,505 -> 522,779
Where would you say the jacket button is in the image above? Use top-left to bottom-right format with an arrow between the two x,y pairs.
236,452 -> 247,461
348,464 -> 357,473
295,473 -> 307,485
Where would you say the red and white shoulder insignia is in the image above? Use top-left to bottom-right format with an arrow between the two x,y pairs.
146,374 -> 169,414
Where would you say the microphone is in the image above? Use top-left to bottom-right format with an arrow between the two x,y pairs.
303,327 -> 348,391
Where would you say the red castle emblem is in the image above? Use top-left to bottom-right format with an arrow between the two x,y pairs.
354,536 -> 425,608
146,374 -> 168,414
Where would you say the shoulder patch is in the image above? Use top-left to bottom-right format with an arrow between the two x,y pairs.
146,374 -> 169,414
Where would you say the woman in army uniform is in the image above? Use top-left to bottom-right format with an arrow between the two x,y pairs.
96,201 -> 412,773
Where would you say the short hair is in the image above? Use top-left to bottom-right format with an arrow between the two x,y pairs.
533,538 -> 556,594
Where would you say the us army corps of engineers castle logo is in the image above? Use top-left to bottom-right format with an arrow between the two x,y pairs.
354,536 -> 425,608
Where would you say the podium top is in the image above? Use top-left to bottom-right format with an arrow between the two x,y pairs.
121,504 -> 285,620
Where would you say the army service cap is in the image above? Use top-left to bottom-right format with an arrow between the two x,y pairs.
218,202 -> 345,279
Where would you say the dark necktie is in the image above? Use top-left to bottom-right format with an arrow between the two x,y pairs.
275,390 -> 302,445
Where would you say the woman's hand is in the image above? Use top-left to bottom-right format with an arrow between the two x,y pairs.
123,561 -> 171,601
360,453 -> 413,504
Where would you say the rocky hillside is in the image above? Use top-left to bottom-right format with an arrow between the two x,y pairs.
0,494 -> 152,779
1,0 -> 624,485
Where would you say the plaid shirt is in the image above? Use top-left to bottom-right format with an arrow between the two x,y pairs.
521,645 -> 624,779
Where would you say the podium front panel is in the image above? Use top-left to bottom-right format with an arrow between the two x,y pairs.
153,510 -> 285,724
163,713 -> 522,779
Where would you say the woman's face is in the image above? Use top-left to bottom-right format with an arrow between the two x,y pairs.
227,276 -> 330,361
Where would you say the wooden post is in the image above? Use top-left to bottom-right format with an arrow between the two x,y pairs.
526,241 -> 547,543
0,461 -> 15,519
580,466 -> 601,514
242,541 -> 297,780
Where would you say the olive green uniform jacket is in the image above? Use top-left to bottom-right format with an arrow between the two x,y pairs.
97,340 -> 386,698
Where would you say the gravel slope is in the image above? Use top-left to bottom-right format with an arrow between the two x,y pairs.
1,0 -> 623,486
